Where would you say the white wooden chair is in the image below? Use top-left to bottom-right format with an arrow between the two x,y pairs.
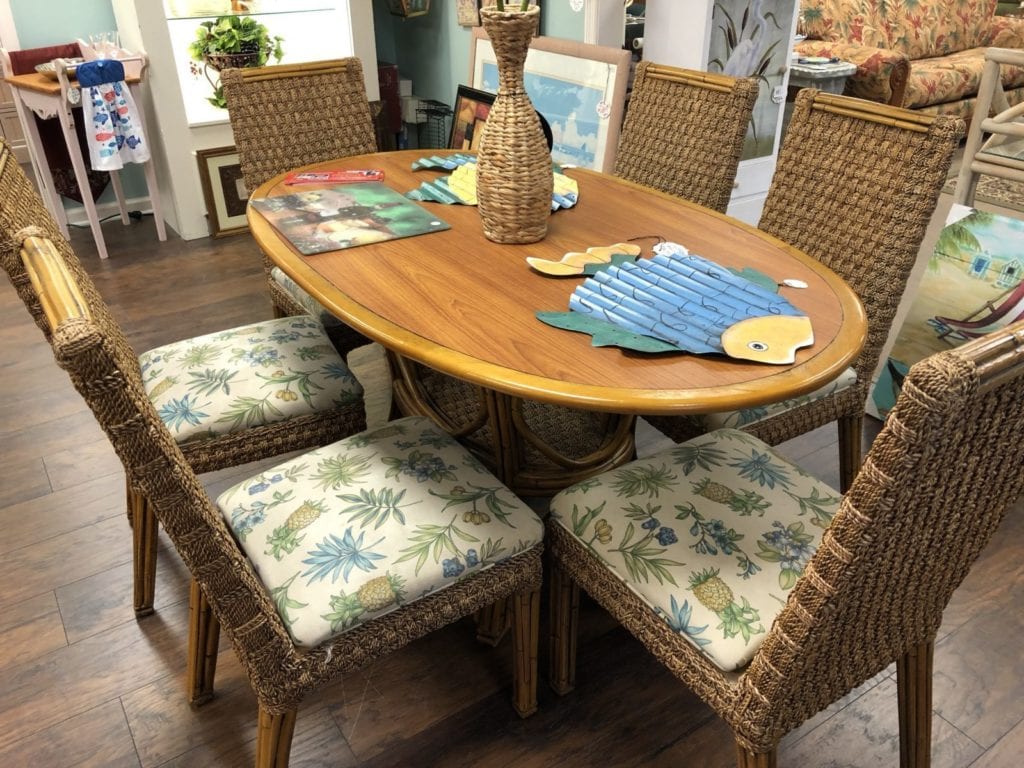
954,47 -> 1024,207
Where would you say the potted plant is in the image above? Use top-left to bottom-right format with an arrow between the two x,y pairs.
187,15 -> 284,108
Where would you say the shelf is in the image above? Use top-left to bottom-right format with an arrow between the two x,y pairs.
163,1 -> 334,21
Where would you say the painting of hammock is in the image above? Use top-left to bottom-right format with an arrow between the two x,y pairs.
870,205 -> 1024,418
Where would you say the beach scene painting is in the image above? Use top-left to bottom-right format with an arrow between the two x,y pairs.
470,33 -> 629,173
870,205 -> 1024,417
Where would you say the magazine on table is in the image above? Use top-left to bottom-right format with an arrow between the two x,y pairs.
250,182 -> 450,255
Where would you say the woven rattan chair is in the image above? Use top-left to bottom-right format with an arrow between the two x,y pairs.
221,58 -> 377,356
547,318 -> 1024,767
614,61 -> 758,213
16,230 -> 543,768
0,138 -> 366,616
954,47 -> 1024,207
646,91 -> 964,491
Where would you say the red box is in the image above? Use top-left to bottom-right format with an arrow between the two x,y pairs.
377,61 -> 402,134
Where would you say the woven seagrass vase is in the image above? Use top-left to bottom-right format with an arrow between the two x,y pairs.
476,5 -> 553,244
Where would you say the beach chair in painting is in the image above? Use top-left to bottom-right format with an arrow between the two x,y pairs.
935,279 -> 1024,341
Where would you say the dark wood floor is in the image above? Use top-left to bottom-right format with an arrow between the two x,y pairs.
1,218 -> 1022,767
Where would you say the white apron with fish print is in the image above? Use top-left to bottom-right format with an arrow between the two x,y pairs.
77,60 -> 150,171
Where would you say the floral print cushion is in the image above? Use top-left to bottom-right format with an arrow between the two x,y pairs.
886,0 -> 998,60
217,416 -> 544,648
704,367 -> 857,430
548,428 -> 841,671
139,316 -> 363,444
271,266 -> 346,330
800,0 -> 893,48
905,49 -> 1024,109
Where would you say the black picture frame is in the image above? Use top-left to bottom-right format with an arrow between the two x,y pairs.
449,84 -> 495,150
449,83 -> 553,152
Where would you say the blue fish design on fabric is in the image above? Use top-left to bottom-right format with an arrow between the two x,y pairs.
565,244 -> 814,364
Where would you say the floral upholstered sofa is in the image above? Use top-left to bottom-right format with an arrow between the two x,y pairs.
796,0 -> 1024,119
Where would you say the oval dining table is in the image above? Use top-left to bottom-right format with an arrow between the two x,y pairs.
247,149 -> 866,497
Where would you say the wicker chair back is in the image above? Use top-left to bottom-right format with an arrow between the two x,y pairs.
220,58 -> 377,194
613,62 -> 758,214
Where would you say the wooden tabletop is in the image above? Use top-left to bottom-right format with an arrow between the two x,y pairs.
248,150 -> 866,415
4,71 -> 140,96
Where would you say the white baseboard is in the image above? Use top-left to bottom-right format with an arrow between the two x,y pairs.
64,196 -> 154,227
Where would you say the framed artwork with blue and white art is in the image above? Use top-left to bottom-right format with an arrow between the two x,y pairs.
469,31 -> 629,173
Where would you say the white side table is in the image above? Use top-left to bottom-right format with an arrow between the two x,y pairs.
0,53 -> 166,259
783,59 -> 858,133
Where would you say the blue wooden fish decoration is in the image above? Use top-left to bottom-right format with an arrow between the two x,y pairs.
550,243 -> 814,364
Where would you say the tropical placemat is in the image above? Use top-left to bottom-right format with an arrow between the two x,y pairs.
943,173 -> 1024,214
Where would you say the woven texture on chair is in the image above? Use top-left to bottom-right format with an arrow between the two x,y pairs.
550,319 -> 1024,756
0,138 -> 367,618
19,238 -> 543,755
220,59 -> 377,194
221,58 -> 378,350
646,91 -> 963,454
613,62 -> 758,214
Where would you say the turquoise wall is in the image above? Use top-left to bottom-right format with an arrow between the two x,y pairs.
10,0 -> 117,48
377,1 -> 585,107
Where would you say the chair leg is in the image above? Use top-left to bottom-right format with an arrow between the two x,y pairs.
131,490 -> 158,617
511,586 -> 540,717
476,597 -> 511,647
837,413 -> 863,493
256,707 -> 298,768
548,560 -> 579,695
125,476 -> 138,528
187,579 -> 221,707
735,741 -> 777,768
897,640 -> 934,768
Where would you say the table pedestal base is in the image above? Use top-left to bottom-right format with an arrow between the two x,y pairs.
389,354 -> 637,496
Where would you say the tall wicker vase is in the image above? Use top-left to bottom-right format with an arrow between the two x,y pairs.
476,5 -> 553,244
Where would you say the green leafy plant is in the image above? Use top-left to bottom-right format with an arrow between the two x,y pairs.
187,15 -> 284,108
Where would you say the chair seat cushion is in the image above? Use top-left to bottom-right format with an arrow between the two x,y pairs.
139,316 -> 363,444
218,416 -> 545,648
272,266 -> 345,328
704,366 -> 858,430
548,428 -> 841,671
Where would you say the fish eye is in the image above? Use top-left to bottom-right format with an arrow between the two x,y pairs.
747,341 -> 769,352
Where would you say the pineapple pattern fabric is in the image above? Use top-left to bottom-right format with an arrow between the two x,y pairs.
549,428 -> 841,671
218,416 -> 544,648
139,316 -> 362,444
705,367 -> 857,430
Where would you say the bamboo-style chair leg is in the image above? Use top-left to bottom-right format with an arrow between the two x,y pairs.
897,640 -> 934,768
187,579 -> 221,707
256,706 -> 298,768
548,560 -> 580,695
126,477 -> 139,528
131,491 -> 158,617
511,586 -> 540,717
837,412 -> 864,493
735,742 -> 778,768
476,597 -> 511,647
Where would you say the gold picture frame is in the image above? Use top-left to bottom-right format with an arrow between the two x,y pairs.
456,0 -> 480,26
195,145 -> 249,238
